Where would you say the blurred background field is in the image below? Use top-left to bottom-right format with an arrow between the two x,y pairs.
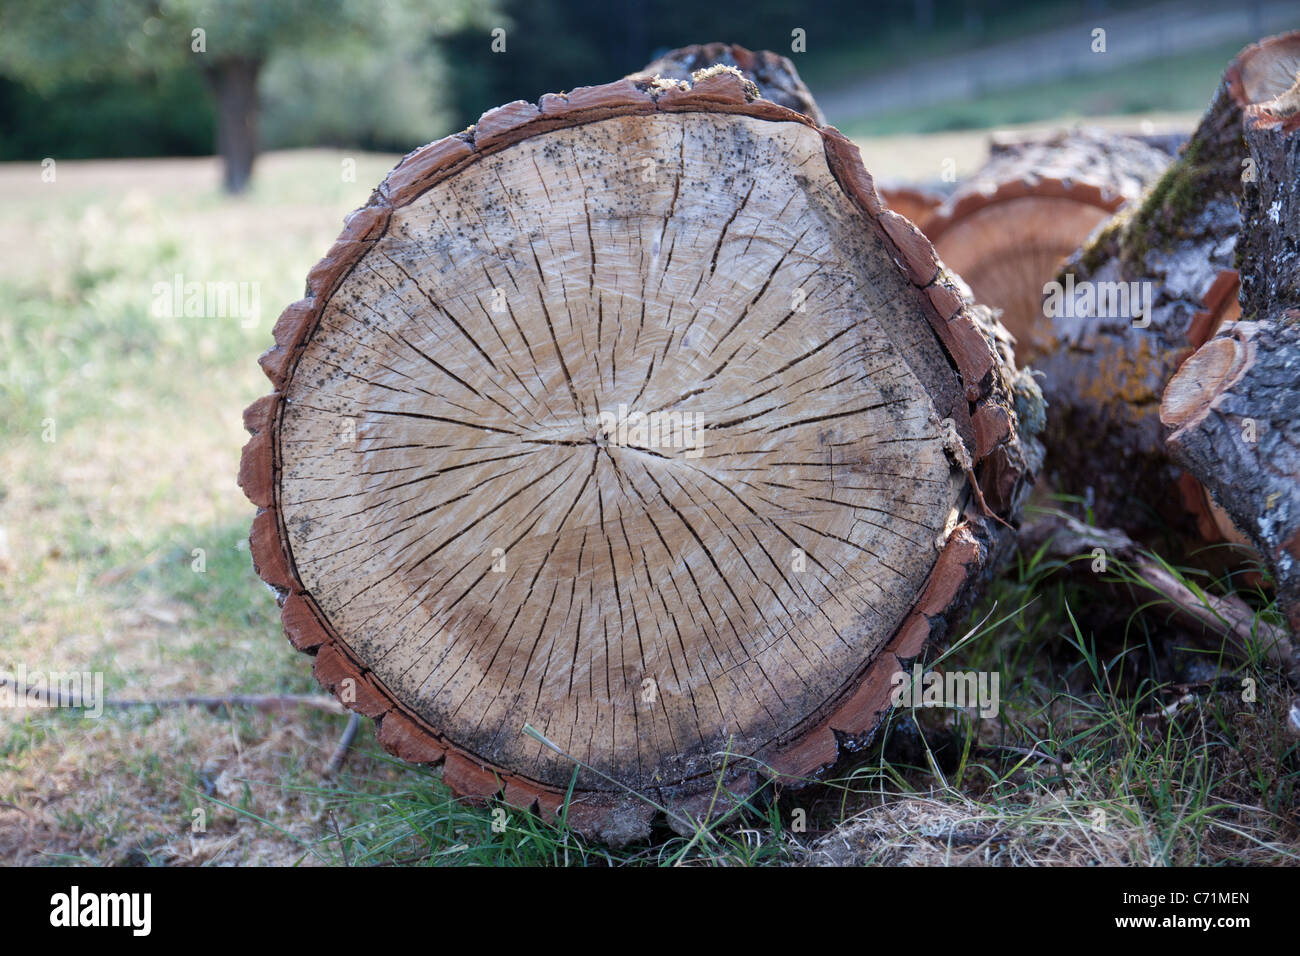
2,0 -> 1292,170
1,0 -> 1297,865
0,149 -> 398,863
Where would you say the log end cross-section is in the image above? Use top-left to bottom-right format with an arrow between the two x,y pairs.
240,67 -> 1036,843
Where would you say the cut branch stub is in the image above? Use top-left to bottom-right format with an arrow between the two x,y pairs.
240,68 -> 1035,844
626,42 -> 825,125
924,128 -> 1169,364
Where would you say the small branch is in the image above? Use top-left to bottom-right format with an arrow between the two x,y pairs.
1020,511 -> 1300,686
977,744 -> 1069,768
329,810 -> 351,867
325,712 -> 362,777
109,694 -> 348,715
1139,692 -> 1197,726
923,828 -> 1010,847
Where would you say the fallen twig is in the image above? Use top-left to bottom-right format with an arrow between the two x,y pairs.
976,744 -> 1069,768
1020,511 -> 1300,686
325,712 -> 362,776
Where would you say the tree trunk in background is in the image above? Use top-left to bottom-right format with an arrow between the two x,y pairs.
205,56 -> 261,194
1163,68 -> 1300,634
1031,32 -> 1300,553
239,67 -> 1040,844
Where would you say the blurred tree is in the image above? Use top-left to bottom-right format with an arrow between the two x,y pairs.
0,0 -> 492,192
435,0 -> 1156,130
0,71 -> 214,161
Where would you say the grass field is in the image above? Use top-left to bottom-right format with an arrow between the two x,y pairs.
2,140 -> 1296,866
831,41 -> 1248,138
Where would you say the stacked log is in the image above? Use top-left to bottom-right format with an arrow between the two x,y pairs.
1032,33 -> 1300,547
924,128 -> 1169,363
1162,61 -> 1300,632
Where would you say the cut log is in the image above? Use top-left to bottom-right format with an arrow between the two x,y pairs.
1034,33 -> 1300,543
923,128 -> 1169,364
239,66 -> 1038,844
1162,65 -> 1300,634
990,127 -> 1190,158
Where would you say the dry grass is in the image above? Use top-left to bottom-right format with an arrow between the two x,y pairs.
0,149 -> 414,865
800,792 -> 1146,866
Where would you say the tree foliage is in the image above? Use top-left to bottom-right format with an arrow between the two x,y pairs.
0,0 -> 494,188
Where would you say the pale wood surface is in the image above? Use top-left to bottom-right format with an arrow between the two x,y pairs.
278,114 -> 965,790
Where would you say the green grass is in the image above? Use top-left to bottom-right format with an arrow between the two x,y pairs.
835,42 -> 1244,138
0,150 -> 415,865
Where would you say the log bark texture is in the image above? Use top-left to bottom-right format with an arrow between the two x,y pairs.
1162,67 -> 1300,633
924,128 -> 1169,363
1033,33 -> 1300,544
239,66 -> 1039,843
877,184 -> 945,232
626,42 -> 825,125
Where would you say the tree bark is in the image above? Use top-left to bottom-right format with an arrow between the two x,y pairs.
205,56 -> 261,194
239,67 -> 1039,843
1032,33 -> 1300,546
924,128 -> 1170,364
1162,66 -> 1300,634
626,42 -> 825,125
876,184 -> 945,232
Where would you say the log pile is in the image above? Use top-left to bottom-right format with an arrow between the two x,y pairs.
1032,34 -> 1300,548
923,129 -> 1169,363
239,36 -> 1300,842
